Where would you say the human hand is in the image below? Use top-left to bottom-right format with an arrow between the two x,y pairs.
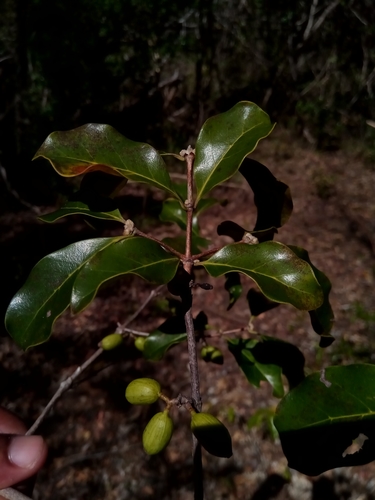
0,407 -> 47,497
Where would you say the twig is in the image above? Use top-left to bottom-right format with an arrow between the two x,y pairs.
117,327 -> 149,337
0,488 -> 33,500
303,0 -> 318,41
204,327 -> 247,338
311,0 -> 340,35
116,284 -> 165,330
181,147 -> 204,500
25,348 -> 104,437
133,228 -> 185,259
192,246 -> 222,261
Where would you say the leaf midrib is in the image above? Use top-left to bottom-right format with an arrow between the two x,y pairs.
195,121 -> 266,198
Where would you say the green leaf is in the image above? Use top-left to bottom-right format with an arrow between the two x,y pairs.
288,246 -> 334,347
143,316 -> 188,361
5,238 -> 122,349
159,199 -> 188,231
39,200 -> 125,223
274,364 -> 375,475
228,336 -> 305,397
72,236 -> 179,313
143,331 -> 187,361
194,101 -> 275,203
239,158 -> 293,234
228,338 -> 285,397
201,242 -> 324,310
171,182 -> 187,200
224,272 -> 242,310
33,124 -> 179,198
196,198 -> 218,215
143,312 -> 207,360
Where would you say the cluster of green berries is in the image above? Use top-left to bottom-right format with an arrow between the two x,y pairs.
125,378 -> 232,458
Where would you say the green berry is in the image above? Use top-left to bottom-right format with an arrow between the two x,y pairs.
125,378 -> 161,405
201,345 -> 223,364
143,410 -> 174,455
134,336 -> 146,351
210,348 -> 224,365
101,333 -> 123,350
191,412 -> 232,458
201,345 -> 216,361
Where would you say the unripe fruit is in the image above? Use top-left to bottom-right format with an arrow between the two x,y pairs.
210,348 -> 224,365
191,412 -> 232,458
134,336 -> 146,351
201,345 -> 216,361
125,378 -> 161,405
143,410 -> 174,455
101,333 -> 123,350
201,345 -> 223,364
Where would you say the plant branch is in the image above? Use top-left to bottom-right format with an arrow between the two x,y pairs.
0,488 -> 33,500
117,327 -> 149,337
26,347 -> 104,436
204,327 -> 248,338
180,147 -> 204,500
192,245 -> 222,261
133,228 -> 184,259
116,284 -> 165,330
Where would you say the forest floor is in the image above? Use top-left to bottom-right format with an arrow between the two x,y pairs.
1,128 -> 375,500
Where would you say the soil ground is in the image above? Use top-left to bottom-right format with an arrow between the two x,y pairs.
1,129 -> 375,499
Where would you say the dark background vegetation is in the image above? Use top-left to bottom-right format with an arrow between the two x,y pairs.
1,0 -> 375,209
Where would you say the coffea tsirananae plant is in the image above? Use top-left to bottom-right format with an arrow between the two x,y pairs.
5,102 -> 375,499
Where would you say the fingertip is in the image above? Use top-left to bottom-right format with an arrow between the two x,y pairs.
8,436 -> 47,471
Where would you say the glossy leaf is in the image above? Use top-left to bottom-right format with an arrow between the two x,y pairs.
196,198 -> 218,215
274,364 -> 375,475
171,182 -> 187,200
239,158 -> 293,234
71,237 -> 179,313
143,331 -> 187,361
5,238 -> 122,349
39,200 -> 125,223
33,124 -> 179,198
228,336 -> 305,396
159,199 -> 187,231
201,242 -> 324,311
228,338 -> 285,397
194,102 -> 275,202
288,246 -> 334,347
224,272 -> 242,310
143,312 -> 207,360
144,324 -> 187,360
